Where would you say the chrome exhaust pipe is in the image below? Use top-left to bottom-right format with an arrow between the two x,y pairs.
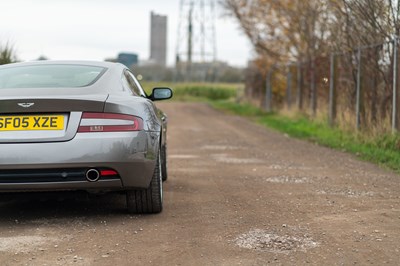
86,169 -> 100,182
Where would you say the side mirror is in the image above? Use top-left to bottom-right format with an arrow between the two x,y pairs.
151,87 -> 173,101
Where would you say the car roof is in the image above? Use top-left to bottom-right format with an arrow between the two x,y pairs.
0,60 -> 125,70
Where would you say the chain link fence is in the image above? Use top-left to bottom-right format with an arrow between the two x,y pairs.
253,38 -> 400,133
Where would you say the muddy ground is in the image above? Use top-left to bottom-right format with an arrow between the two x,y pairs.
0,102 -> 399,265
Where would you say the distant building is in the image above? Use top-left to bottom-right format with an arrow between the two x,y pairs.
117,53 -> 138,68
150,11 -> 167,67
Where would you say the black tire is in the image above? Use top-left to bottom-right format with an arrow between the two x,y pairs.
126,152 -> 163,214
161,145 -> 168,182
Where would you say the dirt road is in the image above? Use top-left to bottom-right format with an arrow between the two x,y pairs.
0,102 -> 399,265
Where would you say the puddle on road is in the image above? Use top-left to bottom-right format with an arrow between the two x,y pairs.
267,164 -> 325,170
201,145 -> 241,151
265,176 -> 310,184
234,229 -> 319,254
0,235 -> 56,253
268,164 -> 289,170
171,167 -> 206,173
175,126 -> 203,132
316,189 -> 375,198
212,154 -> 263,164
169,154 -> 199,159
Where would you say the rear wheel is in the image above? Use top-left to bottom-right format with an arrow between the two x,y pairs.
161,145 -> 168,181
126,152 -> 163,214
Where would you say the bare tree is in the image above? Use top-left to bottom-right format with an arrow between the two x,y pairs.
223,0 -> 400,127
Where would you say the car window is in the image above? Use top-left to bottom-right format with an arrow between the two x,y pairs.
127,71 -> 147,97
0,65 -> 106,89
121,74 -> 131,93
123,71 -> 142,96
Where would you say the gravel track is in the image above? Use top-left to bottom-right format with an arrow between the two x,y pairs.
0,102 -> 399,265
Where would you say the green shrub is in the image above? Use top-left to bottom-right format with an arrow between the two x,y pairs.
0,42 -> 17,65
141,82 -> 239,101
173,85 -> 236,100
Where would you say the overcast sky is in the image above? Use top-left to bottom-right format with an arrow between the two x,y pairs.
0,0 -> 252,67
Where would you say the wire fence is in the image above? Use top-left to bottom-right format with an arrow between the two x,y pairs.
254,38 -> 400,133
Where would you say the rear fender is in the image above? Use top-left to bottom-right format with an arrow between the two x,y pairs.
123,130 -> 160,188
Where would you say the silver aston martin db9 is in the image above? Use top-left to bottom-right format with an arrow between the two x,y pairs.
0,60 -> 172,214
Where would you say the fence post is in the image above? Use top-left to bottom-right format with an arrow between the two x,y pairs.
265,72 -> 270,111
311,57 -> 317,116
297,61 -> 303,110
328,53 -> 337,127
265,68 -> 273,112
286,66 -> 292,110
392,36 -> 398,133
356,47 -> 362,130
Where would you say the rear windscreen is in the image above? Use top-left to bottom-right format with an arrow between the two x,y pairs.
0,64 -> 106,89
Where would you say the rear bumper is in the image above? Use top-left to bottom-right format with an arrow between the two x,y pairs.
0,131 -> 160,192
0,180 -> 123,192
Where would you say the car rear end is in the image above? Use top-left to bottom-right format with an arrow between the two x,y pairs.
0,62 -> 157,193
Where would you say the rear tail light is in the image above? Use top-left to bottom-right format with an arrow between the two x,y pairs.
100,169 -> 118,176
78,112 -> 143,133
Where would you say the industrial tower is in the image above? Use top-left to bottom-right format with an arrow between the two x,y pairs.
175,0 -> 217,81
150,11 -> 167,67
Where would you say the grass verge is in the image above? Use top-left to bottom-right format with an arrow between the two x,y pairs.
211,100 -> 400,172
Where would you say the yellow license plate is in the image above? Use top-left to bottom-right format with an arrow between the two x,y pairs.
0,115 -> 64,131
